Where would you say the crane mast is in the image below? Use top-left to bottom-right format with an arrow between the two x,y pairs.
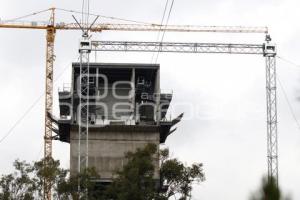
44,7 -> 56,200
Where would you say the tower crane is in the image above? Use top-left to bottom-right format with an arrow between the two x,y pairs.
0,7 -> 275,199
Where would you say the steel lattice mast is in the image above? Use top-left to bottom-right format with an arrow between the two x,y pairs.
91,39 -> 279,182
77,33 -> 91,196
264,39 -> 278,183
44,8 -> 56,200
75,1 -> 94,197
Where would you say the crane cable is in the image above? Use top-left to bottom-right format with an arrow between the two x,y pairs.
0,93 -> 43,144
150,0 -> 170,63
0,56 -> 80,145
277,55 -> 300,131
81,0 -> 90,30
277,55 -> 300,68
1,7 -> 155,25
154,0 -> 175,64
2,8 -> 52,22
81,0 -> 85,28
56,7 -> 154,25
278,78 -> 300,131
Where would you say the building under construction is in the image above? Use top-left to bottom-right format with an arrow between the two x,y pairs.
53,62 -> 183,184
0,3 -> 281,199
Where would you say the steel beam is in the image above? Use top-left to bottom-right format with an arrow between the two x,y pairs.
91,41 -> 264,54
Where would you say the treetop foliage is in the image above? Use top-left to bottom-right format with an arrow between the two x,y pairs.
0,144 -> 205,200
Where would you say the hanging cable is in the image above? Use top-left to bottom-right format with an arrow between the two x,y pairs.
2,8 -> 52,22
278,77 -> 300,131
0,94 -> 43,144
56,7 -> 154,25
0,56 -> 80,145
160,0 -> 175,44
87,0 -> 91,29
277,55 -> 300,69
154,0 -> 175,63
150,0 -> 170,63
81,0 -> 85,27
276,55 -> 300,130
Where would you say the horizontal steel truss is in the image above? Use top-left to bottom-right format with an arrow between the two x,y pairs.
0,22 -> 268,34
91,41 -> 264,54
91,40 -> 278,183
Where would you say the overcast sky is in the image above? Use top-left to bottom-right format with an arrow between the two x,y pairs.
1,0 -> 300,199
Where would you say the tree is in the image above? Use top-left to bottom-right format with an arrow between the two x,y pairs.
33,157 -> 68,199
160,148 -> 205,200
0,144 -> 204,200
0,160 -> 36,200
106,144 -> 205,200
105,144 -> 158,200
0,158 -> 101,200
250,176 -> 291,200
0,158 -> 70,200
56,167 -> 101,200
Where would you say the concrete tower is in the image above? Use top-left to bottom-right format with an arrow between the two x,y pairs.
53,63 -> 182,184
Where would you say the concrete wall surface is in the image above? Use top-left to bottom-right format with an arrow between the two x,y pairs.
70,127 -> 160,181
